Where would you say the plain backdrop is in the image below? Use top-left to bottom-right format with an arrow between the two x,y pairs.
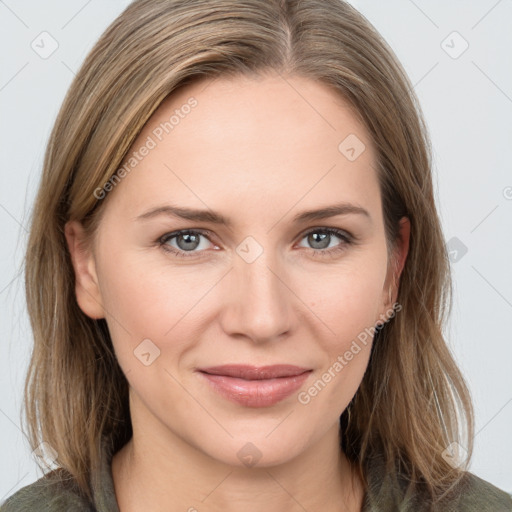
1,0 -> 511,500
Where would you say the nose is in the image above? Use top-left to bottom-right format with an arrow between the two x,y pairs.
219,244 -> 294,344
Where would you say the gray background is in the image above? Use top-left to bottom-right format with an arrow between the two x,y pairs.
1,0 -> 511,500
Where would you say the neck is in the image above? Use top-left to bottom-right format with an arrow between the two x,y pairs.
112,404 -> 364,512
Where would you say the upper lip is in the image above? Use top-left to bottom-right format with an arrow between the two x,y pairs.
197,364 -> 312,380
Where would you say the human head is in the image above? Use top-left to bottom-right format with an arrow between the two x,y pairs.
23,0 -> 473,502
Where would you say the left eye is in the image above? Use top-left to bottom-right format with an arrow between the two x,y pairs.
297,228 -> 351,251
158,227 -> 352,258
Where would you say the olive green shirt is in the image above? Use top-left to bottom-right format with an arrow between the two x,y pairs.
2,438 -> 511,511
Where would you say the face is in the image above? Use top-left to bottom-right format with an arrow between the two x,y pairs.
66,73 -> 408,468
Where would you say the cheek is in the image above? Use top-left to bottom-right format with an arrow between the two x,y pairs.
299,251 -> 388,343
93,240 -> 190,359
294,250 -> 387,402
94,252 -> 204,413
296,267 -> 382,414
104,285 -> 189,344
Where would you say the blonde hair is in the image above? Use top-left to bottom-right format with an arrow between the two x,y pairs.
23,0 -> 474,504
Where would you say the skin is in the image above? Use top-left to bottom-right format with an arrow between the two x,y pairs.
65,73 -> 410,512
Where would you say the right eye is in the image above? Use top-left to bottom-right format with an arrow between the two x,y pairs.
158,229 -> 216,258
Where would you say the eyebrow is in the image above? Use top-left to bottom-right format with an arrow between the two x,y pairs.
135,202 -> 371,226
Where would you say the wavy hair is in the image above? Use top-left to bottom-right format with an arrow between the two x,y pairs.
22,0 -> 474,504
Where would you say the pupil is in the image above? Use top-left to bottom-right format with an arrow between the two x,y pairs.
179,233 -> 199,250
310,232 -> 329,249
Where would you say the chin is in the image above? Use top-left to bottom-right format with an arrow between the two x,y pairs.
199,429 -> 313,470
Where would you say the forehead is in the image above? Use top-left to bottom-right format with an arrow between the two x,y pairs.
107,73 -> 380,224
150,73 -> 371,156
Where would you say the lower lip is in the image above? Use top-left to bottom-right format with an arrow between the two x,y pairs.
198,371 -> 311,408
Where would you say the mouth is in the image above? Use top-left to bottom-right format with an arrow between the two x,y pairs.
196,364 -> 313,408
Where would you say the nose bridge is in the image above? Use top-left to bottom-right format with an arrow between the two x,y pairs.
222,235 -> 293,342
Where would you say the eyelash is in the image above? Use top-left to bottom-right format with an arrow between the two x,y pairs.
157,227 -> 353,260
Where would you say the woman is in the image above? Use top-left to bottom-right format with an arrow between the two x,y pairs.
3,0 -> 511,510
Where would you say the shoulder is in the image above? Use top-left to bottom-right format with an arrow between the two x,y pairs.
364,452 -> 512,511
450,470 -> 512,511
1,470 -> 94,512
405,470 -> 512,511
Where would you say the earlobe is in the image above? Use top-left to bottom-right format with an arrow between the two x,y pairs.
64,220 -> 105,319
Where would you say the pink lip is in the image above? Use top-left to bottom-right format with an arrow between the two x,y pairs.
196,365 -> 312,408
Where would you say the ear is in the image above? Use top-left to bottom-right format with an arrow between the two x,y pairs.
64,220 -> 105,319
380,216 -> 410,318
